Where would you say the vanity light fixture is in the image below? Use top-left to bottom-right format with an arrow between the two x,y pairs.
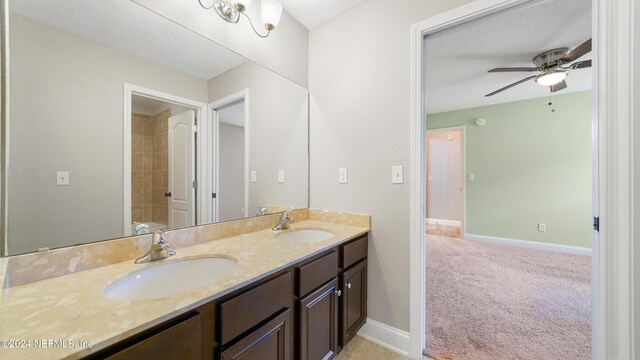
199,0 -> 283,38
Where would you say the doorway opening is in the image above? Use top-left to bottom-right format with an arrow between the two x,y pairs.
123,84 -> 208,236
207,90 -> 250,224
416,0 -> 595,359
426,127 -> 464,239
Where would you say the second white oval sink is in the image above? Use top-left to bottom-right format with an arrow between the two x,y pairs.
277,229 -> 335,243
104,257 -> 237,301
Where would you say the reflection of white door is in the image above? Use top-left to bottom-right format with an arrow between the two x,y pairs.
168,110 -> 195,229
426,130 -> 463,224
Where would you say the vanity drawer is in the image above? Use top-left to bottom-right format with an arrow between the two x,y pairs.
341,236 -> 367,269
219,272 -> 292,345
296,251 -> 338,297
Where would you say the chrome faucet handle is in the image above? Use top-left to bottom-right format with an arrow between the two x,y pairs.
153,229 -> 167,244
257,207 -> 268,216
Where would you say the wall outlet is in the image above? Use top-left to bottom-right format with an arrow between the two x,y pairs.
250,170 -> 257,183
278,170 -> 285,183
338,168 -> 348,184
56,171 -> 70,186
392,166 -> 404,184
538,223 -> 546,232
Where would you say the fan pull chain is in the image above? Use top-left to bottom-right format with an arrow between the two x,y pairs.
548,94 -> 556,113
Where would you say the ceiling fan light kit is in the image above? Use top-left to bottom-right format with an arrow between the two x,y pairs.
535,69 -> 568,86
485,39 -> 592,97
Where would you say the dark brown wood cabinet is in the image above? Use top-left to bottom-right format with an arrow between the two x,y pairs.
298,278 -> 339,360
340,260 -> 367,345
220,309 -> 291,360
88,234 -> 368,360
102,313 -> 202,360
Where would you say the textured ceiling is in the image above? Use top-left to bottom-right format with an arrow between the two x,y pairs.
279,0 -> 368,29
9,0 -> 247,80
426,0 -> 592,114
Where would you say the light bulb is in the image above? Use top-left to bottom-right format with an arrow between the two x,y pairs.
261,0 -> 283,30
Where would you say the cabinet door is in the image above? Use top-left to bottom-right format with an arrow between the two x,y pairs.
220,309 -> 291,360
104,313 -> 201,360
299,278 -> 339,360
341,260 -> 367,346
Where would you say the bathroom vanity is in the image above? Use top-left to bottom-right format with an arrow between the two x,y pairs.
0,210 -> 370,360
89,234 -> 367,360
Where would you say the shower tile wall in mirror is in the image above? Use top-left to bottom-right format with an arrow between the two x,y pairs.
4,0 -> 309,255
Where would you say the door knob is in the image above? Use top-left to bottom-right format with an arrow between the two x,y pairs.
164,192 -> 172,198
336,290 -> 342,297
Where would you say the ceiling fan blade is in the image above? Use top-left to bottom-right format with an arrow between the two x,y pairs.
570,59 -> 592,69
485,76 -> 536,97
560,39 -> 592,63
550,80 -> 568,93
488,67 -> 539,73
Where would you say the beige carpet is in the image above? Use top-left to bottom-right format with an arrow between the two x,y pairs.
425,235 -> 591,360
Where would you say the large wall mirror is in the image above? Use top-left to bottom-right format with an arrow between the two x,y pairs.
2,0 -> 309,256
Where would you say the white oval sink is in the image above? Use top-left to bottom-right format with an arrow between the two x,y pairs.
277,229 -> 335,243
104,257 -> 237,301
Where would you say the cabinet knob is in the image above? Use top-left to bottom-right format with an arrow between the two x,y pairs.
336,290 -> 342,297
346,283 -> 352,290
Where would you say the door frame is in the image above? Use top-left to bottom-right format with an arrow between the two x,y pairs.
123,83 -> 207,236
206,89 -> 250,223
425,126 -> 466,236
409,0 -> 636,359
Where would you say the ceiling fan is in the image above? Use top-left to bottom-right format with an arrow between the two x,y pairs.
485,39 -> 592,97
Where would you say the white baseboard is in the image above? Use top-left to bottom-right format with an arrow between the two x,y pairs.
357,318 -> 410,356
464,233 -> 592,256
426,218 -> 461,227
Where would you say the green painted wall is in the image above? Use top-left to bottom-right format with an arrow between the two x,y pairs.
427,91 -> 592,248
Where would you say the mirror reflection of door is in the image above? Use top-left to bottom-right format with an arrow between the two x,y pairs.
168,110 -> 196,229
130,95 -> 195,233
217,100 -> 246,222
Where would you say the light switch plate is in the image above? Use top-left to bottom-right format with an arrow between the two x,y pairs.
468,174 -> 475,181
250,170 -> 257,183
56,171 -> 70,186
428,175 -> 433,181
392,166 -> 404,184
278,170 -> 285,183
338,168 -> 348,184
538,223 -> 546,232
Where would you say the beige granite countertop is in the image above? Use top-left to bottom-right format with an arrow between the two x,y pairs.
0,220 -> 368,360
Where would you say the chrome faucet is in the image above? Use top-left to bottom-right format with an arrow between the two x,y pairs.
272,210 -> 294,231
134,229 -> 176,264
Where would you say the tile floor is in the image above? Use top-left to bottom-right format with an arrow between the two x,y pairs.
336,336 -> 414,360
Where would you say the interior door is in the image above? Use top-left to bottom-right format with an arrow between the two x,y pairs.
168,110 -> 195,229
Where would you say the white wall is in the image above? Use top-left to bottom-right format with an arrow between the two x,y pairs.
208,61 -> 308,213
133,0 -> 309,87
426,131 -> 463,223
308,0 -> 473,331
8,14 -> 208,254
218,121 -> 246,221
